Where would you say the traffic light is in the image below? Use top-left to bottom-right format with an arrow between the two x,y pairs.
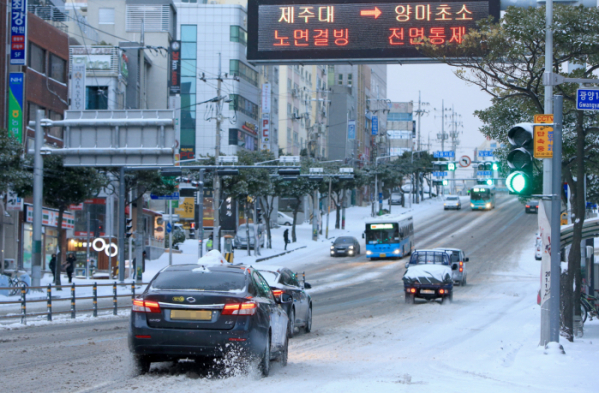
506,123 -> 534,195
442,179 -> 448,186
492,162 -> 499,171
126,218 -> 133,238
486,179 -> 494,186
433,180 -> 443,186
447,162 -> 456,171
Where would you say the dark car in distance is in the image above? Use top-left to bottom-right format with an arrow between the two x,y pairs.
330,236 -> 361,257
256,265 -> 313,338
128,264 -> 289,377
526,200 -> 539,214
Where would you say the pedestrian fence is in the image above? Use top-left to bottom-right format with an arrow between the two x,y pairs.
0,282 -> 148,325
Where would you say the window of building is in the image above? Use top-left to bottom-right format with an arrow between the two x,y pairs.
98,8 -> 115,24
48,111 -> 63,139
229,129 -> 238,145
28,43 -> 46,74
274,67 -> 279,82
181,42 -> 197,59
228,94 -> 258,120
293,132 -> 299,145
287,78 -> 291,90
274,98 -> 278,113
347,73 -> 353,86
337,74 -> 343,85
229,60 -> 258,86
181,0 -> 198,2
230,26 -> 247,46
287,128 -> 292,143
287,103 -> 292,115
28,102 -> 45,125
181,60 -> 196,76
86,86 -> 109,110
126,5 -> 171,32
49,54 -> 66,83
181,25 -> 197,42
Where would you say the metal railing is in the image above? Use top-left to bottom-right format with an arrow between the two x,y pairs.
0,282 -> 147,325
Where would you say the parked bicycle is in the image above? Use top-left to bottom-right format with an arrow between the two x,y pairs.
581,291 -> 599,324
8,276 -> 28,296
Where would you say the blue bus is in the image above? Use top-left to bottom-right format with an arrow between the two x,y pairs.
364,215 -> 414,259
469,185 -> 496,210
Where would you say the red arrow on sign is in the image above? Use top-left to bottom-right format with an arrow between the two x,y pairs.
360,7 -> 382,18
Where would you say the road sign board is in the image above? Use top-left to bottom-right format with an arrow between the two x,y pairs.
576,88 -> 599,111
477,171 -> 492,176
151,192 -> 180,200
533,114 -> 553,159
433,151 -> 454,158
166,222 -> 172,234
433,171 -> 448,177
459,155 -> 471,168
478,150 -> 494,157
247,0 -> 501,64
372,116 -> 378,135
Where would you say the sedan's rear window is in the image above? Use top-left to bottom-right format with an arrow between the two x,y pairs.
258,270 -> 278,286
151,270 -> 246,292
335,238 -> 353,244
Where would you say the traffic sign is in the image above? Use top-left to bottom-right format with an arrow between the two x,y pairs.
166,222 -> 172,234
459,155 -> 471,168
533,114 -> 553,158
151,192 -> 180,200
433,171 -> 448,177
478,150 -> 494,157
576,88 -> 599,111
372,116 -> 378,135
477,171 -> 492,176
433,151 -> 454,158
247,0 -> 501,63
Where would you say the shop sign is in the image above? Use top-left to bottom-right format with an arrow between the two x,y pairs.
242,121 -> 258,135
7,190 -> 23,211
26,205 -> 75,229
10,0 -> 27,65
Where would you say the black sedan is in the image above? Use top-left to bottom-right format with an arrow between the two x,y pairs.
330,236 -> 361,257
526,200 -> 539,214
128,264 -> 289,377
256,265 -> 312,338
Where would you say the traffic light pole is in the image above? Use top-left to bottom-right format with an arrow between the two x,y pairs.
118,166 -> 126,282
548,96 -> 563,344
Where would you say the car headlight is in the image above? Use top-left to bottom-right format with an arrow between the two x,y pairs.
331,246 -> 334,250
393,249 -> 400,254
349,246 -> 354,250
471,203 -> 474,207
486,203 -> 491,208
366,251 -> 372,255
443,203 -> 446,206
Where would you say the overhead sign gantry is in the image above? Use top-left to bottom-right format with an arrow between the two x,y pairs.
247,0 -> 500,64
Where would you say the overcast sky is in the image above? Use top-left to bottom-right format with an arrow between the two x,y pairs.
387,64 -> 493,162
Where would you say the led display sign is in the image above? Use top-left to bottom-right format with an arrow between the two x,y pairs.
370,223 -> 394,229
247,0 -> 499,63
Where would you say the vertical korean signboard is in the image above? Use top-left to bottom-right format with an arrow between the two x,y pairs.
10,0 -> 27,65
169,41 -> 181,95
371,116 -> 378,135
348,120 -> 356,140
71,57 -> 87,111
261,83 -> 271,151
8,73 -> 24,142
533,114 -> 553,159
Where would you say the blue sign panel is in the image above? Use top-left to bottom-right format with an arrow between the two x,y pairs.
371,116 -> 378,136
378,192 -> 383,204
478,150 -> 494,157
150,192 -> 180,200
10,0 -> 27,65
433,171 -> 448,177
348,120 -> 356,140
576,88 -> 599,111
477,171 -> 492,176
166,222 -> 172,233
433,151 -> 454,158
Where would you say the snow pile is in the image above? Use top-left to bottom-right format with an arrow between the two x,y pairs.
197,250 -> 228,265
403,264 -> 452,284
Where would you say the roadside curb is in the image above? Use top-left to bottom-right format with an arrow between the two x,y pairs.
255,246 -> 307,263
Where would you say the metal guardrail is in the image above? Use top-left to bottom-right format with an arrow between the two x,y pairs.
0,282 -> 148,325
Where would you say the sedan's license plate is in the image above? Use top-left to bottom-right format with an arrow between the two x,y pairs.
170,310 -> 212,321
421,289 -> 435,295
380,253 -> 386,257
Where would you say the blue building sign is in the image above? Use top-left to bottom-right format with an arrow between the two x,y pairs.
348,120 -> 356,140
433,151 -> 454,158
371,116 -> 378,136
10,0 -> 27,65
576,88 -> 599,111
478,150 -> 494,157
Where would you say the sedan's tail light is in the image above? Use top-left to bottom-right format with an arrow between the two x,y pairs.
221,302 -> 258,316
132,299 -> 161,313
525,205 -> 530,208
272,290 -> 283,297
459,261 -> 464,273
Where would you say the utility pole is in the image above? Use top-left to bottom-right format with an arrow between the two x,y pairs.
31,109 -> 44,287
197,169 -> 204,259
213,53 -> 222,253
138,19 -> 145,109
326,176 -> 332,238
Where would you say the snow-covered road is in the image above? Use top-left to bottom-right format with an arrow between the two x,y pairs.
1,194 -> 598,393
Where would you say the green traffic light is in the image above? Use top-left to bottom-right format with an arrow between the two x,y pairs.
507,172 -> 527,193
486,179 -> 493,186
448,162 -> 456,171
442,179 -> 448,186
492,163 -> 498,171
